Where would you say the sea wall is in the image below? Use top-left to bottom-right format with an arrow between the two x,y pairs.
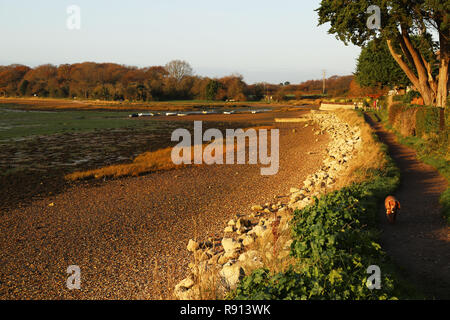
319,103 -> 356,111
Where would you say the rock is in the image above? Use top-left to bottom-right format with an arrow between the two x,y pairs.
223,250 -> 240,260
236,227 -> 249,235
290,192 -> 305,202
176,277 -> 194,290
290,187 -> 301,193
175,285 -> 200,300
238,251 -> 264,272
248,225 -> 267,238
174,278 -> 198,300
224,226 -> 235,233
304,179 -> 313,188
242,235 -> 255,247
220,263 -> 245,290
218,254 -> 232,265
251,205 -> 263,211
236,218 -> 251,230
187,239 -> 199,252
221,238 -> 242,254
238,250 -> 261,263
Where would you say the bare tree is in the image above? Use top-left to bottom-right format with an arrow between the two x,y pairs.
165,60 -> 193,83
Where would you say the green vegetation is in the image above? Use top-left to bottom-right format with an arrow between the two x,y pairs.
356,39 -> 410,88
230,138 -> 418,300
0,103 -> 157,141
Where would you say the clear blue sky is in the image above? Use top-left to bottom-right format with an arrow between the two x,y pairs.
0,0 -> 361,84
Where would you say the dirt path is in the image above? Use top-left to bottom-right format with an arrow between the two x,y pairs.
366,115 -> 450,299
0,121 -> 328,300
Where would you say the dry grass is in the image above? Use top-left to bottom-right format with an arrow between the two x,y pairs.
248,210 -> 297,275
66,126 -> 274,181
332,110 -> 387,189
66,146 -> 183,181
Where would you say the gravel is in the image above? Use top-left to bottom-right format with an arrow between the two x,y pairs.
0,119 -> 328,300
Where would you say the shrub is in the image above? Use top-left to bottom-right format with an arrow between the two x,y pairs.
388,102 -> 405,127
392,95 -> 404,102
415,107 -> 440,138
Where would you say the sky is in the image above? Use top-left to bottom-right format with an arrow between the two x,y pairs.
0,0 -> 361,84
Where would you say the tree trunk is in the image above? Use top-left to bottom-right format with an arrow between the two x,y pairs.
437,32 -> 449,109
386,29 -> 445,107
386,39 -> 436,105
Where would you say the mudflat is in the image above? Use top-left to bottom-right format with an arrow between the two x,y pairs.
0,110 -> 328,299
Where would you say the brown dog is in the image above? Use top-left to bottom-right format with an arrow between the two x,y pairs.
385,196 -> 401,224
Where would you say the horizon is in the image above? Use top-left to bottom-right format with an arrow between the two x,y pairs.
0,0 -> 361,84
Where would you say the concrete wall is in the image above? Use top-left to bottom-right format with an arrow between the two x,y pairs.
319,103 -> 356,111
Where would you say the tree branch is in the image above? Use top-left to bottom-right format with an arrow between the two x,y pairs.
386,39 -> 420,89
401,27 -> 428,81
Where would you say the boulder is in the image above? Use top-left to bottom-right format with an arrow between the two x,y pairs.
290,187 -> 301,193
174,278 -> 198,300
248,225 -> 267,238
221,238 -> 242,254
251,205 -> 263,211
242,235 -> 255,247
224,226 -> 235,233
187,239 -> 199,252
219,262 -> 245,290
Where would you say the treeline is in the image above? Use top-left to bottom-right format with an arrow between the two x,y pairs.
0,61 -> 354,102
269,75 -> 354,100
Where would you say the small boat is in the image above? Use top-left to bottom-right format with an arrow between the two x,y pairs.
202,111 -> 208,114
177,113 -> 187,117
166,112 -> 176,116
129,113 -> 139,118
223,111 -> 235,115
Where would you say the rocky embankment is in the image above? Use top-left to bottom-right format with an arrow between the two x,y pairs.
174,111 -> 363,300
